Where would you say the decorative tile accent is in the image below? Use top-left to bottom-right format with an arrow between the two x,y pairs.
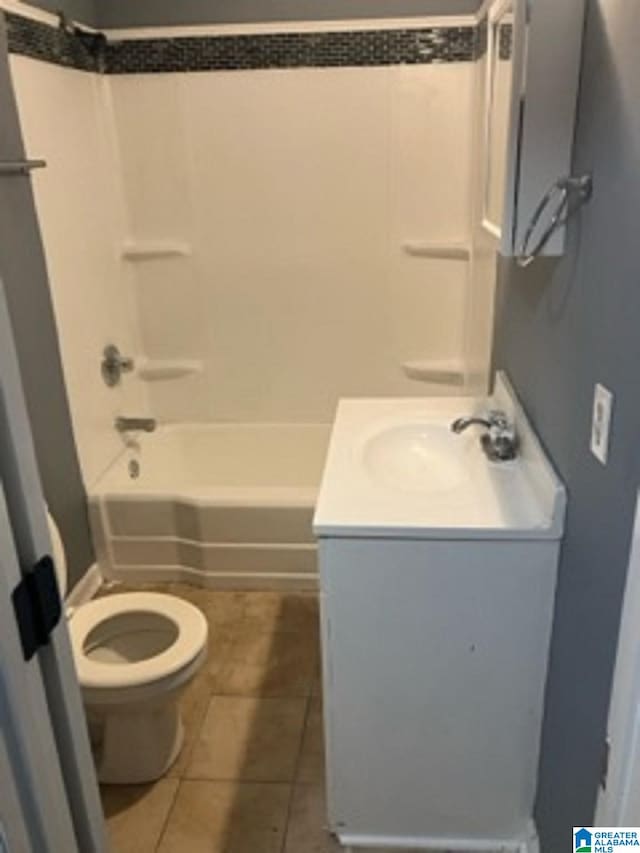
104,26 -> 476,74
6,12 -> 104,72
5,11 -> 478,74
476,16 -> 488,60
499,22 -> 514,61
475,18 -> 513,63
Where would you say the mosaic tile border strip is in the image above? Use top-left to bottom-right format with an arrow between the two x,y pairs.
476,17 -> 488,60
104,27 -> 476,74
6,12 -> 104,72
499,23 -> 513,62
6,11 -> 477,74
474,19 -> 513,62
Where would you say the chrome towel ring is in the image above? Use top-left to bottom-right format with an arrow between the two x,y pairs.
517,174 -> 593,268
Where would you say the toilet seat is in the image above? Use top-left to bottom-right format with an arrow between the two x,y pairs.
69,592 -> 208,690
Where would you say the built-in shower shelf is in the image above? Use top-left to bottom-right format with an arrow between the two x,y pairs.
137,360 -> 203,382
121,241 -> 191,261
402,241 -> 470,261
402,359 -> 466,386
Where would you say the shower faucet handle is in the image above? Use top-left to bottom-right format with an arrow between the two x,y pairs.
102,344 -> 134,387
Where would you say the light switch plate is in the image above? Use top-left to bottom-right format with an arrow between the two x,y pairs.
590,383 -> 614,465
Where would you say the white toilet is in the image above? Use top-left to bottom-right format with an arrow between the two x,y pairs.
47,512 -> 208,785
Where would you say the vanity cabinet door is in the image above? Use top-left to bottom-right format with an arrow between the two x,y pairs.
318,536 -> 557,846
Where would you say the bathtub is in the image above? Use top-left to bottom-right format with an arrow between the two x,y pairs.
89,423 -> 331,590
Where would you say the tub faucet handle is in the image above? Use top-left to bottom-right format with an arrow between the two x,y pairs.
102,344 -> 135,387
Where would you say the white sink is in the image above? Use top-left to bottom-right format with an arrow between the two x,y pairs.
313,372 -> 565,540
361,423 -> 469,495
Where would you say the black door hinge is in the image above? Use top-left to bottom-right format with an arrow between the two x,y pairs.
12,555 -> 62,661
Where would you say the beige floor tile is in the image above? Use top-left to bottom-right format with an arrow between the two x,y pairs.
214,629 -> 318,697
311,659 -> 323,698
186,695 -> 307,782
297,697 -> 325,783
166,670 -> 213,778
157,780 -> 290,853
283,784 -> 341,853
101,778 -> 178,853
168,586 -> 248,648
240,592 -> 320,635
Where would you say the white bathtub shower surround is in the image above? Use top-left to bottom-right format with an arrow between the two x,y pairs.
314,373 -> 565,851
10,55 -> 149,488
464,5 -> 500,396
111,58 -> 475,423
90,423 -> 331,588
8,11 -> 486,493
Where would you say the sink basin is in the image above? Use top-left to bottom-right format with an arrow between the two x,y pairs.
313,373 -> 566,540
362,423 -> 468,495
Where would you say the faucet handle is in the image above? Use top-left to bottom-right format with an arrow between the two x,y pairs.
487,409 -> 512,431
484,410 -> 518,461
451,408 -> 517,460
102,344 -> 135,387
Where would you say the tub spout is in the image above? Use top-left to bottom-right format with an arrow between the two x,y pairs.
115,416 -> 157,433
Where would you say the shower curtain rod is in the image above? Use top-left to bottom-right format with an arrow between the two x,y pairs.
0,159 -> 46,176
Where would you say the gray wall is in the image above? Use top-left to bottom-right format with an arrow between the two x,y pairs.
28,0 -> 97,26
25,0 -> 480,29
95,0 -> 480,29
492,2 -> 640,848
0,19 -> 94,589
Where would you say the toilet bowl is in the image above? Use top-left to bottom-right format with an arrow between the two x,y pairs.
47,512 -> 208,784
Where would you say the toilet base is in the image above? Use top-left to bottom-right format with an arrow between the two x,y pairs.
94,701 -> 185,785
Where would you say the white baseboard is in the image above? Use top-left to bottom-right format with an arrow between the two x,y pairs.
342,843 -> 519,853
67,563 -> 102,608
520,820 -> 540,853
340,821 -> 539,852
106,564 -> 318,592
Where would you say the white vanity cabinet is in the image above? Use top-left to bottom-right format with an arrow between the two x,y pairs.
318,537 -> 558,850
313,374 -> 565,851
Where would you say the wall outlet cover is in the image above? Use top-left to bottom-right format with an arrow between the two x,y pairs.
590,383 -> 614,466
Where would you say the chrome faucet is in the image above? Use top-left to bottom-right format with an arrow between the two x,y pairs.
451,409 -> 518,462
115,416 -> 157,433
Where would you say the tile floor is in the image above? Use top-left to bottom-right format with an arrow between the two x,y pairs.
99,583 -> 339,853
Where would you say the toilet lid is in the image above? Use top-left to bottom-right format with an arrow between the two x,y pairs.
46,510 -> 67,598
69,592 -> 208,689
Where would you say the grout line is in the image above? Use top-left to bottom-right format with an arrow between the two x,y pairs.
280,693 -> 313,853
176,689 -> 216,776
154,778 -> 181,852
179,775 -> 297,785
110,587 -> 321,852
